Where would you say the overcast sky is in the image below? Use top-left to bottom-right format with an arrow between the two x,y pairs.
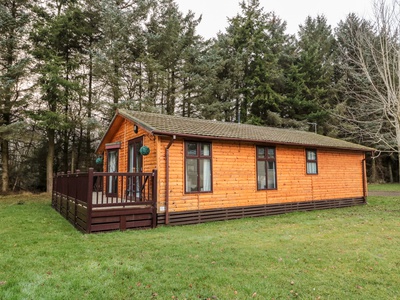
175,0 -> 373,38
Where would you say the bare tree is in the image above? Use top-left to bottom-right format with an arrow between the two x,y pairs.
336,0 -> 400,181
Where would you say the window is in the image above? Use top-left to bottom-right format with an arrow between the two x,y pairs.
185,142 -> 212,193
257,146 -> 277,190
306,149 -> 318,174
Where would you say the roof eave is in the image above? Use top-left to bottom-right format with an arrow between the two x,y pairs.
117,109 -> 155,133
96,110 -> 156,154
151,130 -> 374,152
95,113 -> 120,154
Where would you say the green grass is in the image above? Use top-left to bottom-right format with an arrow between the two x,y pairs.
368,183 -> 400,191
1,192 -> 399,300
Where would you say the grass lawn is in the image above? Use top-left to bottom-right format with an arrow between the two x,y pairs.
368,183 -> 400,192
0,191 -> 399,300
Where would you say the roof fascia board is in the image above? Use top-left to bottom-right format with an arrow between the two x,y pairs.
117,109 -> 155,133
151,130 -> 373,152
95,113 -> 120,153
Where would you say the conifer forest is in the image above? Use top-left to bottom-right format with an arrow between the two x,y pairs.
1,0 -> 400,193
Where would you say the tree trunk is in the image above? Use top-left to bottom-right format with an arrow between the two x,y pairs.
71,132 -> 76,173
235,98 -> 240,123
370,158 -> 377,183
86,46 -> 93,169
1,1 -> 16,193
1,139 -> 9,193
388,159 -> 393,183
398,152 -> 400,183
63,131 -> 69,172
47,129 -> 55,193
112,61 -> 120,104
396,124 -> 400,183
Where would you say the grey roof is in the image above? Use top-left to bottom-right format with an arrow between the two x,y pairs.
118,109 -> 373,152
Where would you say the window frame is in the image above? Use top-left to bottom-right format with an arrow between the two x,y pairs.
306,149 -> 318,175
184,141 -> 213,194
256,146 -> 277,190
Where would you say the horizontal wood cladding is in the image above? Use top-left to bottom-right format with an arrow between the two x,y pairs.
103,119 -> 158,174
101,117 -> 366,218
157,197 -> 366,226
158,138 -> 366,213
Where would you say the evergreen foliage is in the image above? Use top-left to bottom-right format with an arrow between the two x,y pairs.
0,0 -> 398,191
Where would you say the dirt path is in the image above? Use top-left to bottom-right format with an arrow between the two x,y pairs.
368,191 -> 400,197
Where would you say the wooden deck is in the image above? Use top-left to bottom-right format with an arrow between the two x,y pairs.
52,169 -> 158,233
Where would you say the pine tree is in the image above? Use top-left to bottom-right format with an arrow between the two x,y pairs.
145,0 -> 202,115
30,1 -> 91,191
0,0 -> 31,192
214,0 -> 293,125
292,15 -> 337,133
94,0 -> 150,118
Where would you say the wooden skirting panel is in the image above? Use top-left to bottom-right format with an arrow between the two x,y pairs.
90,207 -> 155,233
157,197 -> 366,226
52,193 -> 88,233
52,192 -> 157,233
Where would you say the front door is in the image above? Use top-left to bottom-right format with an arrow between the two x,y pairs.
127,137 -> 143,200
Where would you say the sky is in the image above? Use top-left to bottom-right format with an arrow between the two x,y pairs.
174,0 -> 373,38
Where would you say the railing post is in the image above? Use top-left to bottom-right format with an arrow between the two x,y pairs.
152,169 -> 158,228
74,172 -> 79,227
65,171 -> 70,218
87,168 -> 94,233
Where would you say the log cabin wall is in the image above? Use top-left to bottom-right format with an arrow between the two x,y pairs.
156,137 -> 365,213
103,118 -> 158,196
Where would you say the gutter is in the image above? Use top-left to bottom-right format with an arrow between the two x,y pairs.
165,135 -> 176,225
362,155 -> 368,203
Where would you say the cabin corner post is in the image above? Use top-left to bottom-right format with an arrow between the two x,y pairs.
165,135 -> 176,225
362,155 -> 367,203
87,168 -> 94,233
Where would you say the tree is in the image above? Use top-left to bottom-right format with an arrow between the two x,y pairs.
336,0 -> 400,182
94,0 -> 150,117
214,0 -> 294,125
0,0 -> 31,192
290,15 -> 337,133
31,1 -> 90,191
82,0 -> 103,170
145,0 -> 202,115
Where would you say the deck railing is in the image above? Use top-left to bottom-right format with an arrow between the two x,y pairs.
53,168 -> 158,207
52,168 -> 158,233
91,171 -> 157,207
53,171 -> 90,203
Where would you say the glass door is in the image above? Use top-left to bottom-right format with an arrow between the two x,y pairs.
107,150 -> 118,196
127,138 -> 143,200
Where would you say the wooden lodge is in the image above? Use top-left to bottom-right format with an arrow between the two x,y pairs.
52,109 -> 373,233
